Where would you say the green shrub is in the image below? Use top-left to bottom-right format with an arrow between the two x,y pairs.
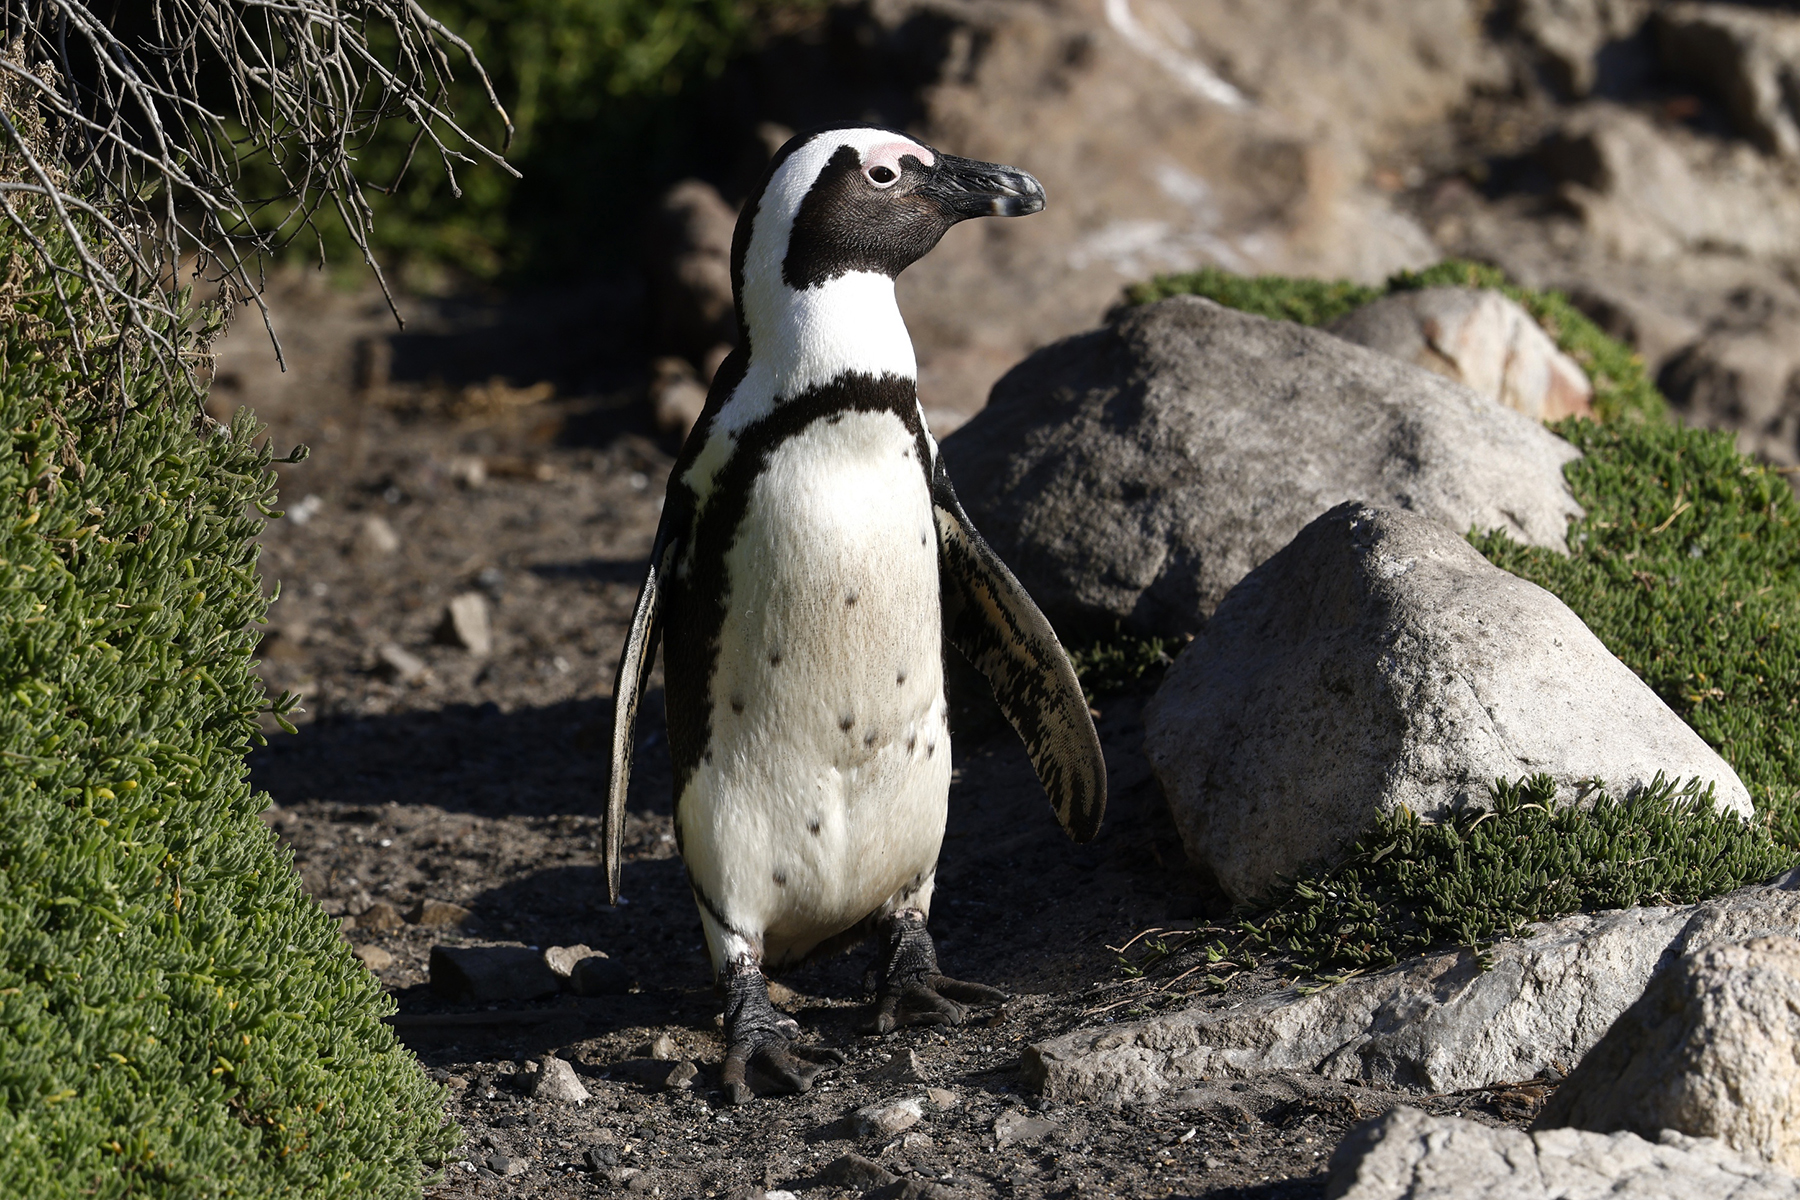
1124,261 -> 1800,977
0,229 -> 454,1197
1124,258 -> 1666,424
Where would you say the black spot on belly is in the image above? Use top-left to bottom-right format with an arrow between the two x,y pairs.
927,742 -> 937,758
896,670 -> 907,686
863,730 -> 877,747
906,733 -> 917,752
808,820 -> 821,835
844,589 -> 859,606
773,871 -> 787,886
703,749 -> 713,764
769,650 -> 782,666
839,714 -> 855,732
731,696 -> 745,714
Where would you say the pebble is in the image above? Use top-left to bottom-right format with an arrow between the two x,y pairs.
439,591 -> 493,655
851,1097 -> 924,1138
528,1055 -> 591,1104
485,1153 -> 528,1177
353,944 -> 393,971
352,514 -> 400,559
645,1033 -> 679,1061
407,898 -> 473,928
822,1152 -> 897,1189
570,954 -> 633,996
925,1088 -> 959,1110
542,943 -> 594,978
354,900 -> 404,931
663,1061 -> 699,1090
993,1108 -> 1059,1147
373,642 -> 427,684
428,944 -> 561,1003
865,1048 -> 929,1086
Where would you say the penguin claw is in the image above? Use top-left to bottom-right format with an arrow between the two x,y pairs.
722,1036 -> 840,1105
865,911 -> 1008,1034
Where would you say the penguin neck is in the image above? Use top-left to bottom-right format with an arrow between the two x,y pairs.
739,269 -> 917,402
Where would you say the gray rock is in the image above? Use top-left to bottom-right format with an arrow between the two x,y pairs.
649,356 -> 709,441
643,1032 -> 679,1061
353,944 -> 393,971
1327,1105 -> 1800,1199
662,1060 -> 699,1091
438,592 -> 492,656
406,898 -> 474,929
1656,4 -> 1800,160
542,943 -> 594,980
993,1109 -> 1059,1147
1659,323 -> 1800,468
1144,503 -> 1752,903
1538,935 -> 1800,1171
1023,883 -> 1800,1105
1514,0 -> 1649,96
939,297 -> 1582,639
485,1153 -> 530,1178
352,514 -> 400,560
428,944 -> 561,1004
645,179 -> 737,361
851,1097 -> 924,1138
529,1055 -> 591,1105
373,642 -> 427,684
821,1152 -> 897,1190
354,899 -> 404,931
864,1048 -> 930,1086
1327,288 -> 1593,422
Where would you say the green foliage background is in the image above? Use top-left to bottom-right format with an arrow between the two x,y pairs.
1111,262 -> 1800,976
0,228 -> 454,1197
292,0 -> 812,280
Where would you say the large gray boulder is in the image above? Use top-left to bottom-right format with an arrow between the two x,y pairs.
1327,1106 -> 1800,1200
1023,882 -> 1800,1105
939,296 -> 1583,640
1538,935 -> 1800,1172
1656,4 -> 1800,161
1144,502 -> 1752,903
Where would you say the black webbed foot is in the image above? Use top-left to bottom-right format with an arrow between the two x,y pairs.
864,908 -> 1008,1034
719,961 -> 843,1105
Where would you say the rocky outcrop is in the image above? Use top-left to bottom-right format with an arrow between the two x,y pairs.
1327,1106 -> 1800,1200
1657,4 -> 1800,161
1538,935 -> 1800,1172
1024,883 -> 1800,1106
1327,287 -> 1593,421
940,297 -> 1582,640
1512,0 -> 1650,97
1143,503 -> 1751,903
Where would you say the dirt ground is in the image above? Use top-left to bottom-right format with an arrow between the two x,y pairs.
232,272 -> 1538,1200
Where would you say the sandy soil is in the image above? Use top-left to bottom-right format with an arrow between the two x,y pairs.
231,273 -> 1537,1199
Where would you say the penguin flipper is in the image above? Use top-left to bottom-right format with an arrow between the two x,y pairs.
607,522 -> 679,904
932,466 -> 1106,842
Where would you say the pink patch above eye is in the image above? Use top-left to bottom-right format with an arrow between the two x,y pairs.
863,140 -> 934,176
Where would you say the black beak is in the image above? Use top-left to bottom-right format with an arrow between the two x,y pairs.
921,153 -> 1047,220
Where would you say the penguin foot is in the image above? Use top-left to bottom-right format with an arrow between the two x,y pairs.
864,908 -> 1008,1034
719,960 -> 843,1105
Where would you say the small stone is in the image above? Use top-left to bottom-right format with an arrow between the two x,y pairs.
352,514 -> 400,559
663,1060 -> 699,1090
373,643 -> 427,684
438,592 -> 493,656
529,1055 -> 591,1105
864,1048 -> 929,1086
649,357 -> 709,440
407,898 -> 474,928
925,1088 -> 959,1110
485,1153 -> 528,1178
569,954 -> 632,996
542,944 -> 594,979
645,1033 -> 679,1061
444,1075 -> 468,1091
994,1108 -> 1059,1146
429,944 -> 561,1003
764,1192 -> 800,1200
901,1131 -> 935,1152
355,900 -> 404,931
353,944 -> 393,971
719,1188 -> 767,1200
821,1152 -> 898,1190
582,1145 -> 619,1171
851,1097 -> 924,1138
625,1170 -> 654,1192
446,455 -> 487,488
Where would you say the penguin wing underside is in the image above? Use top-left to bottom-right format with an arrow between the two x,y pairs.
932,467 -> 1106,842
606,521 -> 680,904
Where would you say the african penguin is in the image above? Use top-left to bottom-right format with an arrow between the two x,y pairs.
608,126 -> 1106,1105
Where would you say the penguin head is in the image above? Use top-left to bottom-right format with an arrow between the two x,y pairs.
735,126 -> 1046,301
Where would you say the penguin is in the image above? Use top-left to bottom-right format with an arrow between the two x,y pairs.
607,126 -> 1105,1105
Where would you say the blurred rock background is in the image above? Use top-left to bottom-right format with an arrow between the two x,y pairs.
212,0 -> 1800,457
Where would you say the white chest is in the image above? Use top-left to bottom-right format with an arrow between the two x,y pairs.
677,408 -> 952,962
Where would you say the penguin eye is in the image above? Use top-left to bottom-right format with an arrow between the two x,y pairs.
866,165 -> 898,187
